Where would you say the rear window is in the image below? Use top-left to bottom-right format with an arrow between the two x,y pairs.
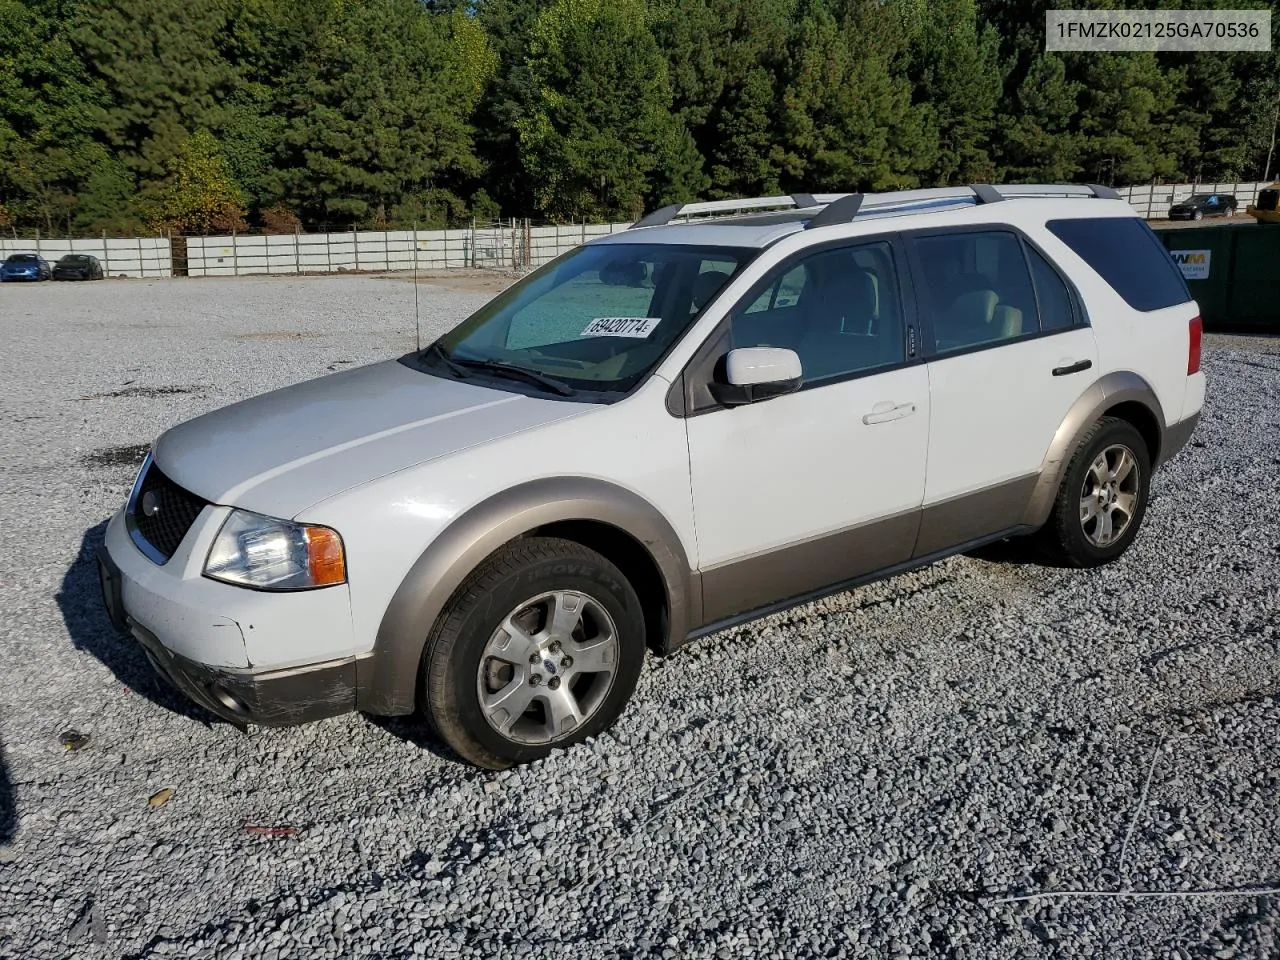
1046,217 -> 1190,312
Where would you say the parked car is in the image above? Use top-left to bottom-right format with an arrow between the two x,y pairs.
1168,192 -> 1237,220
99,184 -> 1205,768
0,252 -> 52,281
52,253 -> 104,281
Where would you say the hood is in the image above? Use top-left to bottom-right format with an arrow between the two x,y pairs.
154,360 -> 591,518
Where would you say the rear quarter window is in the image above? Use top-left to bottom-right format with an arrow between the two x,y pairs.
1046,216 -> 1191,312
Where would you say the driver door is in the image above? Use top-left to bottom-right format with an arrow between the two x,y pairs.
683,239 -> 931,624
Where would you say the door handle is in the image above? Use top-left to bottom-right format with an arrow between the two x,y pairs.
862,401 -> 917,425
1052,359 -> 1093,376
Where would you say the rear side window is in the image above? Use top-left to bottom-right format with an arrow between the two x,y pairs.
910,230 -> 1038,354
1026,245 -> 1076,332
1046,217 -> 1190,312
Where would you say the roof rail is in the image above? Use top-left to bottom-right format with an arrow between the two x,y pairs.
630,183 -> 1125,231
803,182 -> 1126,229
628,193 -> 849,229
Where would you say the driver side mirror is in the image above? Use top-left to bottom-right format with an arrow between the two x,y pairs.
709,347 -> 803,406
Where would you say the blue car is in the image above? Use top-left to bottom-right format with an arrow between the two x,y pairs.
1,252 -> 53,281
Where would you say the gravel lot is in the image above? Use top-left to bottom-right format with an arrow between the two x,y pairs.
1,275 -> 1278,960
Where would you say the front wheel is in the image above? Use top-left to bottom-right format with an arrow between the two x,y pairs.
1039,417 -> 1151,567
420,537 -> 646,769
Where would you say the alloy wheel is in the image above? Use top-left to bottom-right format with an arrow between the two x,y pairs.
476,590 -> 619,745
1079,443 -> 1140,547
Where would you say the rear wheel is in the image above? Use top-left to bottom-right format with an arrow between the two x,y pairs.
1040,417 -> 1151,567
420,537 -> 646,769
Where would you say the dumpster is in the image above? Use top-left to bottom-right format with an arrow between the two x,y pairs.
1158,223 -> 1280,331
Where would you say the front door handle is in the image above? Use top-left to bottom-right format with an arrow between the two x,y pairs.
862,401 -> 917,425
1052,359 -> 1093,377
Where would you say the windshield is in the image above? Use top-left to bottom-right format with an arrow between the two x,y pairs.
1184,194 -> 1214,203
420,242 -> 754,399
59,255 -> 90,263
6,254 -> 38,263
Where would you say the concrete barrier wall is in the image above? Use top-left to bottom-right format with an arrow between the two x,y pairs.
5,188 -> 1275,279
0,236 -> 172,278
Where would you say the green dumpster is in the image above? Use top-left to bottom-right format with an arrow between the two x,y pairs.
1157,223 -> 1280,331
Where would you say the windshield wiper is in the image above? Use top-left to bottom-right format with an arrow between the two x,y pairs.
452,357 -> 576,397
421,342 -> 470,379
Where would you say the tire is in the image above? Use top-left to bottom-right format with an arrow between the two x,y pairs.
1039,417 -> 1151,568
1192,209 -> 1204,221
420,536 -> 646,769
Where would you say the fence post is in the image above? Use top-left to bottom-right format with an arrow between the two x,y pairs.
102,230 -> 111,278
137,234 -> 144,278
294,225 -> 301,275
353,228 -> 360,272
231,228 -> 238,277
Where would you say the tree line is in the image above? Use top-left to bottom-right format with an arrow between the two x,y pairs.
0,0 -> 1277,235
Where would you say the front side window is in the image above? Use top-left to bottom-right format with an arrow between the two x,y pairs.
911,231 -> 1037,354
421,243 -> 754,399
727,241 -> 906,385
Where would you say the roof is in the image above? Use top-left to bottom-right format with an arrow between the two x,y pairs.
591,184 -> 1134,250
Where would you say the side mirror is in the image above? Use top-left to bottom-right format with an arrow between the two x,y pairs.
709,346 -> 803,406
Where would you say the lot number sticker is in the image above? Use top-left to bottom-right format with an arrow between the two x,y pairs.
1172,249 -> 1211,280
580,317 -> 661,338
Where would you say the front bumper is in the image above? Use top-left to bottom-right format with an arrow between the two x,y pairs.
97,509 -> 364,726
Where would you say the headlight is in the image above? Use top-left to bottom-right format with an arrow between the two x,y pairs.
204,509 -> 346,590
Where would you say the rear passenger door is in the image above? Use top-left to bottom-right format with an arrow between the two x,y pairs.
904,228 -> 1098,555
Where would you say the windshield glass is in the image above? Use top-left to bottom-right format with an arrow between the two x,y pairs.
1185,194 -> 1214,203
6,254 -> 38,263
423,242 -> 754,399
59,255 -> 89,263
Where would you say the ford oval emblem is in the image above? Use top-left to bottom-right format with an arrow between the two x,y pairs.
141,490 -> 161,518
543,659 -> 557,674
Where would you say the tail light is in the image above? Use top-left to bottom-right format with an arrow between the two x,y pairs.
1187,315 -> 1203,375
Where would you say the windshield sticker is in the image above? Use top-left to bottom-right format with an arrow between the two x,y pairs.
580,316 -> 662,338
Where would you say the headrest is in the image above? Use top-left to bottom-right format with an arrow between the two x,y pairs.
691,270 -> 732,311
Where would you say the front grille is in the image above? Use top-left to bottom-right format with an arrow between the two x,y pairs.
129,460 -> 208,562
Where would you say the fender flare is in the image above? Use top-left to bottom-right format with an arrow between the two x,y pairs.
1021,371 -> 1166,529
358,477 -> 696,715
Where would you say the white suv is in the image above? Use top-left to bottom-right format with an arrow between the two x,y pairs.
98,185 -> 1205,768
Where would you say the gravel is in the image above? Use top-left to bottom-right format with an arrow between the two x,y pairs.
1,274 -> 1278,960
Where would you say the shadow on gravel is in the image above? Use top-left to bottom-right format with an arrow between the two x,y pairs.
57,522 -> 218,727
964,536 -> 1068,568
0,740 -> 15,844
366,715 -> 467,765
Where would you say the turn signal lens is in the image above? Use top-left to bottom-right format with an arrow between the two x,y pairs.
305,526 -> 346,586
1188,315 -> 1203,375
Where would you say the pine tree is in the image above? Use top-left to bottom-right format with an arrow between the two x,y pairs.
273,0 -> 489,227
516,0 -> 684,220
